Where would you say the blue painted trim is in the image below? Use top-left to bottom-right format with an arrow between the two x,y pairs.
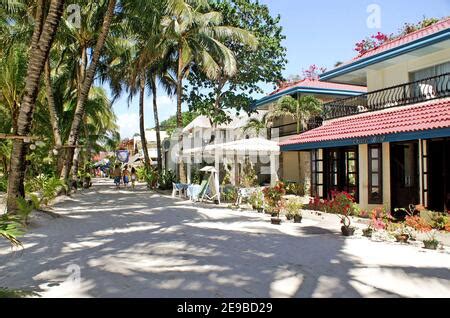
280,127 -> 450,151
253,86 -> 365,109
321,28 -> 450,82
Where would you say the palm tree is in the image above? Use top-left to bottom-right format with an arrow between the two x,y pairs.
163,0 -> 257,182
272,94 -> 322,188
0,44 -> 27,135
275,95 -> 323,134
6,0 -> 65,213
107,0 -> 176,175
61,0 -> 117,182
242,117 -> 268,137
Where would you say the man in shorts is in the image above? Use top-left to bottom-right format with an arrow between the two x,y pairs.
113,164 -> 122,189
123,165 -> 131,187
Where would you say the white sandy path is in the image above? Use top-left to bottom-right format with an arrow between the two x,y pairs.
0,179 -> 450,298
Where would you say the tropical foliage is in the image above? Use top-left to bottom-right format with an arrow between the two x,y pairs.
0,0 -> 286,246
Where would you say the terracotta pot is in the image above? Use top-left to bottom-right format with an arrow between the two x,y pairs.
294,215 -> 302,223
395,234 -> 409,243
271,218 -> 281,225
341,226 -> 355,236
362,228 -> 373,237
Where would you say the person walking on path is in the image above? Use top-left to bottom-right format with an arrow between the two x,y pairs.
113,164 -> 122,189
131,167 -> 137,190
123,165 -> 131,188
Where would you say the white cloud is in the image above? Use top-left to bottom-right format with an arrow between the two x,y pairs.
117,113 -> 140,139
114,95 -> 181,139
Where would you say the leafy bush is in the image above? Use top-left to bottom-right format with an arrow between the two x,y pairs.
248,189 -> 264,210
306,192 -> 360,216
41,177 -> 66,205
284,182 -> 305,196
430,213 -> 449,231
263,182 -> 286,216
285,197 -> 303,218
221,186 -> 238,203
0,214 -> 24,248
159,170 -> 176,190
137,167 -> 159,189
191,168 -> 204,185
240,159 -> 258,188
16,197 -> 34,225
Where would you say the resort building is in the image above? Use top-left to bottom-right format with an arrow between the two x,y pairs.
179,113 -> 279,186
281,18 -> 450,212
254,78 -> 367,189
133,129 -> 168,166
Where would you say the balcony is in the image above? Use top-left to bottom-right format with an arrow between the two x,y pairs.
271,118 -> 323,138
323,73 -> 450,120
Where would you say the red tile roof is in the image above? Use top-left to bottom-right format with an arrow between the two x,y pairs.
280,98 -> 450,147
269,78 -> 367,96
344,17 -> 450,65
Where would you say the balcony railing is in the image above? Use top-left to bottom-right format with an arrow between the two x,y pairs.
323,73 -> 450,120
272,118 -> 323,138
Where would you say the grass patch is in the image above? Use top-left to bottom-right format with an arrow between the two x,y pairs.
0,287 -> 40,298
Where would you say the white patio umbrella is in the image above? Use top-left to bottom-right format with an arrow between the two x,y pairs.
217,138 -> 280,153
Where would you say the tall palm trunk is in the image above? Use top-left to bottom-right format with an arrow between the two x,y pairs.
44,59 -> 63,149
7,0 -> 65,213
177,46 -> 186,183
61,0 -> 116,181
150,74 -> 162,173
139,72 -> 151,170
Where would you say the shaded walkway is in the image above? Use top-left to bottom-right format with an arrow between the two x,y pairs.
0,179 -> 449,298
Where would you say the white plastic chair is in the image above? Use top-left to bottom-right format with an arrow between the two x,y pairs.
172,183 -> 183,198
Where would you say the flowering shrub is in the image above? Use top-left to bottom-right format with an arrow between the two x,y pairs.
302,64 -> 327,80
263,181 -> 286,216
445,222 -> 450,232
306,192 -> 360,216
369,207 -> 394,230
399,18 -> 440,36
307,196 -> 327,212
405,215 -> 432,233
354,17 -> 443,56
354,32 -> 391,56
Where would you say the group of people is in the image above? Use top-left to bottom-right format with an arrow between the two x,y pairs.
112,164 -> 137,189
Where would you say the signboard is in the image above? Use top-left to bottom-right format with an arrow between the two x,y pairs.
116,150 -> 130,163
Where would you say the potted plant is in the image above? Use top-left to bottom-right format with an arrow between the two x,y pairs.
285,211 -> 293,221
423,231 -> 440,250
335,199 -> 356,236
394,224 -> 410,243
263,182 -> 286,225
293,210 -> 303,223
248,190 -> 264,212
362,226 -> 373,238
285,197 -> 303,223
338,213 -> 355,236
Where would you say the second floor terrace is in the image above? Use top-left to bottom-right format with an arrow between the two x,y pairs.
322,72 -> 449,120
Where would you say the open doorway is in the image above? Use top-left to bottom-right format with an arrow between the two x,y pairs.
427,138 -> 450,212
391,141 -> 420,209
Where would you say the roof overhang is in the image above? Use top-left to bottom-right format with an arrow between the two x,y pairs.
281,127 -> 450,151
253,86 -> 365,109
321,30 -> 450,86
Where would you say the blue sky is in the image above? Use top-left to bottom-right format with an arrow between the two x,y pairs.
111,0 -> 450,138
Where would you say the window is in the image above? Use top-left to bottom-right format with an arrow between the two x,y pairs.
368,144 -> 383,204
311,149 -> 324,198
410,62 -> 450,82
324,147 -> 359,201
410,62 -> 450,99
